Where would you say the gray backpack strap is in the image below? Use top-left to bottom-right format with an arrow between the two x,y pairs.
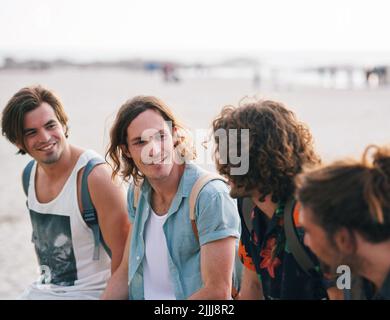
284,197 -> 316,275
22,160 -> 35,196
81,157 -> 111,260
241,197 -> 254,231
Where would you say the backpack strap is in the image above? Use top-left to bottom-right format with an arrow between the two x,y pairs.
22,160 -> 35,196
284,197 -> 316,275
240,197 -> 255,232
188,173 -> 239,299
188,173 -> 227,241
81,157 -> 111,260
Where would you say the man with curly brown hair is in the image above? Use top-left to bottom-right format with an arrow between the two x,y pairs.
211,99 -> 338,300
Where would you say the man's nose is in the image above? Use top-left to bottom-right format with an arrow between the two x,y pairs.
38,129 -> 51,142
148,138 -> 162,157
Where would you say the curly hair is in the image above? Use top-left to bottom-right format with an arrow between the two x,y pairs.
212,99 -> 320,203
106,95 -> 196,184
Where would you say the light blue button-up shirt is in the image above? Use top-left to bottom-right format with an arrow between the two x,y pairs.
127,163 -> 241,300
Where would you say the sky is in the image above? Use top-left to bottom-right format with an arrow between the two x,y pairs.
1,0 -> 390,62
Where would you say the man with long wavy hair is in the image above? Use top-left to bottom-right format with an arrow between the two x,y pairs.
102,96 -> 240,300
212,98 -> 336,299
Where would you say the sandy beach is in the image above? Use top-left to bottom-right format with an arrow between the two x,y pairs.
0,68 -> 389,299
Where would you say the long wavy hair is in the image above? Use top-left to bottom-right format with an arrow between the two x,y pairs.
212,99 -> 320,203
106,96 -> 196,184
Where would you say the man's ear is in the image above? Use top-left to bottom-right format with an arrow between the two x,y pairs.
63,125 -> 69,138
333,227 -> 356,254
173,126 -> 185,147
172,126 -> 179,146
172,126 -> 178,137
16,142 -> 26,154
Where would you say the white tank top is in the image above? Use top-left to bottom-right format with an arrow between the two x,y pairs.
143,209 -> 176,300
24,149 -> 111,299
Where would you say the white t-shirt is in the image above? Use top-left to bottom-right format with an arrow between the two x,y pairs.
143,209 -> 176,300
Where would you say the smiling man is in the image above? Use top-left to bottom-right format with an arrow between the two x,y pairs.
102,96 -> 240,300
1,85 -> 130,299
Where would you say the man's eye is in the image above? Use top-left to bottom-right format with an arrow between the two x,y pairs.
25,131 -> 35,137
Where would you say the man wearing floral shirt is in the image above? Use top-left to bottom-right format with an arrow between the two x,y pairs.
211,99 -> 339,299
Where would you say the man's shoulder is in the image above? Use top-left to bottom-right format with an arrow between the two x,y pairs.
79,150 -> 110,191
79,148 -> 105,172
79,148 -> 104,162
182,165 -> 232,214
198,179 -> 228,196
185,163 -> 227,191
85,162 -> 111,187
60,148 -> 102,176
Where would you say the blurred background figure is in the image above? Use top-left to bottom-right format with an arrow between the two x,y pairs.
162,63 -> 180,83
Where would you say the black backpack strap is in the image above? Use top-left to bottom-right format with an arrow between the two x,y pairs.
240,197 -> 254,232
81,157 -> 111,260
22,160 -> 35,196
284,197 -> 316,276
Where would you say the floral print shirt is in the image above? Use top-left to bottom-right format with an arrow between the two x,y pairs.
237,198 -> 329,300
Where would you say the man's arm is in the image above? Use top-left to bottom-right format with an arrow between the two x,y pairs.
101,224 -> 132,299
237,267 -> 264,300
327,287 -> 344,300
86,164 -> 130,272
188,237 -> 236,300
